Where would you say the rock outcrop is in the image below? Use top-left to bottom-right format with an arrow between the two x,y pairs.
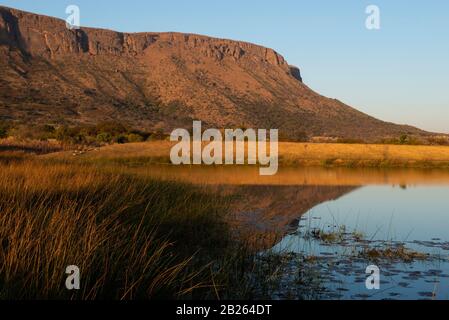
289,65 -> 302,83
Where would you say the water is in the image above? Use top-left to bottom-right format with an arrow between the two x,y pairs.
142,165 -> 449,300
272,185 -> 449,300
281,185 -> 449,243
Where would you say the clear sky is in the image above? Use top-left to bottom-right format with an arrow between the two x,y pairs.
2,0 -> 448,133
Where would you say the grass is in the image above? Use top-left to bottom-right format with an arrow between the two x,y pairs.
307,226 -> 347,244
43,141 -> 449,169
280,142 -> 449,168
360,245 -> 429,263
2,139 -> 448,299
300,222 -> 432,264
0,138 -> 64,155
0,156 -> 278,300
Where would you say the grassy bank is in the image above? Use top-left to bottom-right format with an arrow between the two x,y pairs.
43,141 -> 449,169
1,147 -> 446,300
0,157 -> 275,300
280,142 -> 449,168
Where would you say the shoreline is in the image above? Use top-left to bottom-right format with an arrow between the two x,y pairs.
40,141 -> 449,170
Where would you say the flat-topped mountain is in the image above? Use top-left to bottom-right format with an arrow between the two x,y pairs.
0,6 -> 429,140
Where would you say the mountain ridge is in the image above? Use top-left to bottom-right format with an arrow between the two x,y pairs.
0,6 -> 430,140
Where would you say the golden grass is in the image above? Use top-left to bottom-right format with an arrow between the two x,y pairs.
0,160 -> 236,299
3,142 -> 446,299
45,141 -> 449,169
40,141 -> 449,187
0,138 -> 64,155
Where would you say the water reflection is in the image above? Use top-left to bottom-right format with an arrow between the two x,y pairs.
271,185 -> 449,300
138,165 -> 449,186
141,165 -> 449,299
227,185 -> 358,249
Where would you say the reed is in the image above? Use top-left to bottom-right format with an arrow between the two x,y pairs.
0,159 -> 255,299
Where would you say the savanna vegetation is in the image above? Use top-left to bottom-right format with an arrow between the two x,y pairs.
38,139 -> 449,170
1,120 -> 449,148
0,120 -> 168,147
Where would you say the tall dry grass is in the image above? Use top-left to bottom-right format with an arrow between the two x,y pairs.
0,160 -> 236,300
0,138 -> 65,155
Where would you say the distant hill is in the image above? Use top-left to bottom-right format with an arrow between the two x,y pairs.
0,6 -> 430,140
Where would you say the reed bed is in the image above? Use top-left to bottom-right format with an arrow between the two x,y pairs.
0,159 -> 255,300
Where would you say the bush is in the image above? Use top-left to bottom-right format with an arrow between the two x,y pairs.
399,134 -> 409,145
95,121 -> 128,136
127,133 -> 144,143
96,132 -> 112,143
0,125 -> 8,139
148,130 -> 167,141
54,126 -> 86,144
114,134 -> 129,144
427,136 -> 449,146
3,121 -> 152,146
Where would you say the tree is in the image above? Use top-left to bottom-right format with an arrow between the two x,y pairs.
96,132 -> 112,143
0,122 -> 8,139
127,133 -> 144,143
399,134 -> 409,145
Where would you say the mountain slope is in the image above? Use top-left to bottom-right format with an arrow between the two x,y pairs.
0,6 -> 428,140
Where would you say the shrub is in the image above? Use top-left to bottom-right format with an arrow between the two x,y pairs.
148,130 -> 167,141
399,134 -> 409,145
114,134 -> 129,144
96,132 -> 112,143
127,133 -> 144,143
95,121 -> 128,136
427,136 -> 449,146
0,129 -> 7,139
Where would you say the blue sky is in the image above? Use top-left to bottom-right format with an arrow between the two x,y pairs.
2,0 -> 449,133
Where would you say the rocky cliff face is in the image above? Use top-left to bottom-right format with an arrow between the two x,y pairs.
0,6 -> 427,140
0,6 -> 294,75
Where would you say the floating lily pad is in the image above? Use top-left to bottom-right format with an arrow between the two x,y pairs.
353,294 -> 371,299
418,292 -> 434,298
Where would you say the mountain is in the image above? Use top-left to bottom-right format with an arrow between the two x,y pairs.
0,6 -> 429,140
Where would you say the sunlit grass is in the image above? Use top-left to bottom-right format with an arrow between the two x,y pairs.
0,159 -> 257,299
44,141 -> 449,169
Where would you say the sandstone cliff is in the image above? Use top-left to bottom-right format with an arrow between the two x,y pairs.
0,6 -> 427,140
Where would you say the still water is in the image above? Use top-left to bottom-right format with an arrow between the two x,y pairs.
273,185 -> 449,300
143,165 -> 449,300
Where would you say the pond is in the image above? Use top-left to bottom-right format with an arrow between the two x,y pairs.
143,165 -> 449,300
